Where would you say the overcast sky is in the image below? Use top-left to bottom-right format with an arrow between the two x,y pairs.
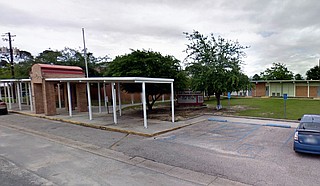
1,0 -> 320,77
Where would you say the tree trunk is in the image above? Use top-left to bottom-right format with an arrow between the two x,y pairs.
215,92 -> 222,110
146,95 -> 153,111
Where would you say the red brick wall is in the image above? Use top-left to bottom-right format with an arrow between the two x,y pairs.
76,83 -> 88,112
296,86 -> 318,97
252,83 -> 266,97
310,86 -> 318,97
33,83 -> 44,114
43,82 -> 56,116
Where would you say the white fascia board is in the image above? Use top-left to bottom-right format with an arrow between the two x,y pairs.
45,77 -> 174,83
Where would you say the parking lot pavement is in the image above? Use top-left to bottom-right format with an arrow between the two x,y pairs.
0,114 -> 251,186
156,117 -> 296,159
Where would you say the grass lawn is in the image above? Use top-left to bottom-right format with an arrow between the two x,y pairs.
205,97 -> 320,120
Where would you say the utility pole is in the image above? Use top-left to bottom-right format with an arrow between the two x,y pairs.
82,28 -> 89,78
2,32 -> 16,78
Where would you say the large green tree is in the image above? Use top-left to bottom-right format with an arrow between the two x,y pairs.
306,65 -> 320,80
184,30 -> 249,109
105,49 -> 187,110
260,62 -> 294,80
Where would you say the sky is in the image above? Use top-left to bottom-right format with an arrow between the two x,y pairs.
1,0 -> 320,77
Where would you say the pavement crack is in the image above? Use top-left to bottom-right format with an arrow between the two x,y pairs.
109,133 -> 129,150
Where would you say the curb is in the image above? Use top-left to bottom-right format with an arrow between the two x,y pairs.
10,111 -> 205,137
205,113 -> 299,123
10,111 -> 154,137
263,124 -> 291,128
208,118 -> 228,122
207,116 -> 294,129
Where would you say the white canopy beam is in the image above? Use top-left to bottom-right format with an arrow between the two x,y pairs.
4,85 -> 7,101
7,83 -> 12,109
111,82 -> 117,124
16,83 -> 22,110
67,82 -> 72,117
103,82 -> 109,114
28,82 -> 33,111
57,83 -> 62,109
98,83 -> 101,113
10,84 -> 14,103
25,83 -> 29,105
142,82 -> 147,128
87,82 -> 93,120
171,82 -> 175,123
117,83 -> 122,116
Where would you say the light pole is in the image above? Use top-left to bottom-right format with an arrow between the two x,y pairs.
82,28 -> 89,78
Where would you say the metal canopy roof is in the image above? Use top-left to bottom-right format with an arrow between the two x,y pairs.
0,79 -> 31,82
45,77 -> 174,83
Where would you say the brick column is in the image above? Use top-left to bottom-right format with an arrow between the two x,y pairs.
32,83 -> 44,114
43,82 -> 56,116
76,83 -> 88,112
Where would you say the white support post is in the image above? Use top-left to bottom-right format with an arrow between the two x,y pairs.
87,82 -> 92,120
98,83 -> 101,113
67,82 -> 72,117
293,82 -> 296,97
57,83 -> 62,109
28,83 -> 33,111
7,83 -> 12,109
4,84 -> 7,102
25,83 -> 29,105
162,94 -> 165,102
111,82 -> 117,124
131,94 -> 134,104
16,83 -> 21,110
20,82 -> 23,103
269,83 -> 271,97
171,82 -> 175,123
142,82 -> 147,128
307,81 -> 310,98
117,83 -> 122,116
10,84 -> 14,103
103,82 -> 107,110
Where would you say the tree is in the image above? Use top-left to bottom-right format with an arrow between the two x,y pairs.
260,62 -> 293,80
35,49 -> 62,64
58,47 -> 106,77
33,48 -> 106,77
294,73 -> 304,80
105,49 -> 187,111
252,74 -> 261,81
184,30 -> 249,109
306,65 -> 320,80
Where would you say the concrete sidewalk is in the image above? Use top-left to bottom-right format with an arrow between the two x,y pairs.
10,104 -> 209,137
10,103 -> 299,137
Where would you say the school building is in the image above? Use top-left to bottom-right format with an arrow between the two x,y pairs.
252,80 -> 320,98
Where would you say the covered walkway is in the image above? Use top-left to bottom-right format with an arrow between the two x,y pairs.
0,77 -> 175,129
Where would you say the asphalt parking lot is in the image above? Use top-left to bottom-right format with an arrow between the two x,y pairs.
1,113 -> 319,185
156,118 -> 295,159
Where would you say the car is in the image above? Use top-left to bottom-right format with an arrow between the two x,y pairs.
0,100 -> 8,115
293,114 -> 320,154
